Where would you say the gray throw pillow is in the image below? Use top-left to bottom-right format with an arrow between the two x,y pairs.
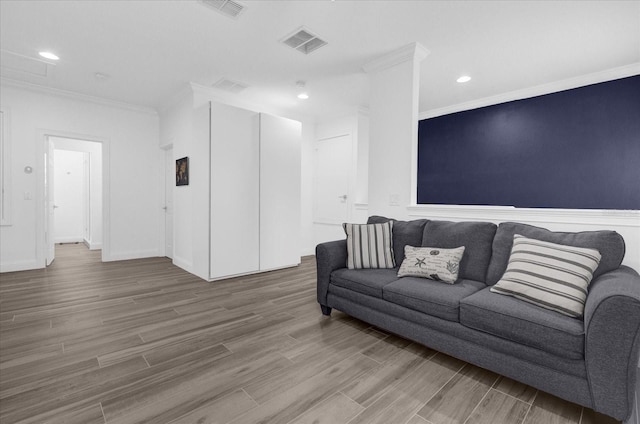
491,234 -> 601,318
398,245 -> 465,284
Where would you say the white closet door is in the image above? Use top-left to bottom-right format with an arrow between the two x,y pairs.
209,103 -> 260,279
259,113 -> 302,271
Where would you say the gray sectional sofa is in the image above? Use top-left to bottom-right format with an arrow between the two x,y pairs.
316,216 -> 640,421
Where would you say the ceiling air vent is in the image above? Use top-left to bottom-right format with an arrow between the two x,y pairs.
281,27 -> 328,55
212,77 -> 248,94
199,0 -> 245,19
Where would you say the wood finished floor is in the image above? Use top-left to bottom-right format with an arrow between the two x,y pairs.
0,244 -> 620,424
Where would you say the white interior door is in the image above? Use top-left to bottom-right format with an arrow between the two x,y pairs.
45,138 -> 55,265
53,149 -> 85,243
314,134 -> 352,224
164,148 -> 173,259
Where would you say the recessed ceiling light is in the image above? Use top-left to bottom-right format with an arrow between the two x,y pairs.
38,51 -> 59,61
296,80 -> 309,99
457,75 -> 471,83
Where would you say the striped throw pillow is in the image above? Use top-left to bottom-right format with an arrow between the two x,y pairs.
490,234 -> 601,318
343,222 -> 396,269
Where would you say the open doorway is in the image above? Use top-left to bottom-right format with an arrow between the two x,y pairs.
45,136 -> 103,265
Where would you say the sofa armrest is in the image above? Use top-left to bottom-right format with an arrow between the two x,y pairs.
316,240 -> 347,306
584,266 -> 640,421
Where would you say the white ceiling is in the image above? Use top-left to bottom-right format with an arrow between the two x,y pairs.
1,0 -> 639,121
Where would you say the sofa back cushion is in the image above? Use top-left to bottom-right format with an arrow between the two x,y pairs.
421,220 -> 497,283
486,222 -> 626,285
367,216 -> 428,265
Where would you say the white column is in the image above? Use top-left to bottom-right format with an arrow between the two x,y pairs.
364,42 -> 429,219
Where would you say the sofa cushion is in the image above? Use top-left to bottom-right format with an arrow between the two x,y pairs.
368,216 -> 429,265
343,222 -> 396,269
422,220 -> 497,282
331,268 -> 400,298
460,287 -> 585,360
382,277 -> 485,322
490,235 -> 601,318
397,245 -> 465,283
486,222 -> 625,285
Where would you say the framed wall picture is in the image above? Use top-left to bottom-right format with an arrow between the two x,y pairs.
176,156 -> 189,186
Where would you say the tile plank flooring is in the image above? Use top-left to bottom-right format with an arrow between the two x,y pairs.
0,244 -> 620,424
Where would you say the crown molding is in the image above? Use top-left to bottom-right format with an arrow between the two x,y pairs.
419,63 -> 640,120
363,42 -> 430,74
0,77 -> 158,115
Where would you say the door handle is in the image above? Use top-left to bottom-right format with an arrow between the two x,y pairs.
338,195 -> 347,201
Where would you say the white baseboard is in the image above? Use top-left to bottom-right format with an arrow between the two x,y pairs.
259,262 -> 300,274
103,249 -> 160,262
0,259 -> 41,273
301,247 -> 315,257
54,237 -> 84,244
208,262 -> 300,282
83,239 -> 102,250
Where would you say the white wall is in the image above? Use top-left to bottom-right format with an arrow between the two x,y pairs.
366,43 -> 428,220
0,82 -> 161,272
51,137 -> 103,249
53,149 -> 84,243
159,89 -> 194,273
355,110 -> 370,206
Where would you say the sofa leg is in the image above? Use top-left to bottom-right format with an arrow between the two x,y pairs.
320,305 -> 332,316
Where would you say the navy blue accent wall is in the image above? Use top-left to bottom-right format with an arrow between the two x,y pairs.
417,75 -> 640,209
